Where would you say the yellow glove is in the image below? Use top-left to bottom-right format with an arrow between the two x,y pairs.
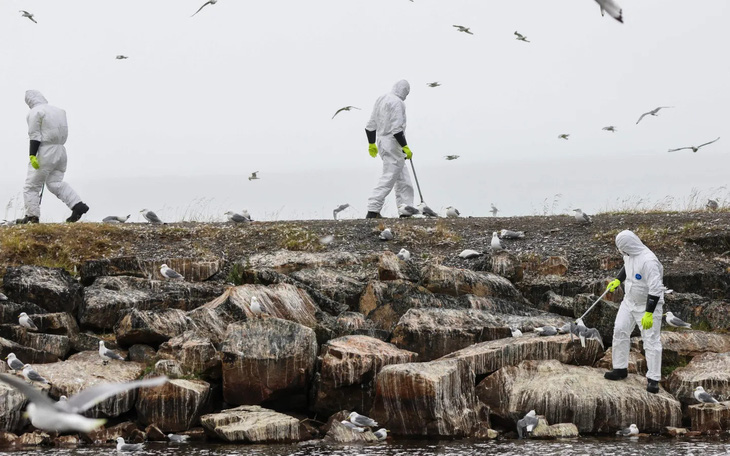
641,312 -> 654,330
606,279 -> 621,292
403,145 -> 413,160
30,155 -> 39,170
368,143 -> 378,158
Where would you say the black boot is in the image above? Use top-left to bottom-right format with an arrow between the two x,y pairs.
15,215 -> 39,224
647,379 -> 659,394
66,202 -> 89,223
365,211 -> 382,219
604,368 -> 628,381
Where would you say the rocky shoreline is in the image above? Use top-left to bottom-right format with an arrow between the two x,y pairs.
0,212 -> 729,447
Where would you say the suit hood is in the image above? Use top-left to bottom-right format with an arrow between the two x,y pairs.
391,80 -> 410,101
25,90 -> 48,109
615,230 -> 649,256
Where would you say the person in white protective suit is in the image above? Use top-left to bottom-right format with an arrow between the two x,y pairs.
364,80 -> 415,219
604,230 -> 665,394
17,90 -> 89,224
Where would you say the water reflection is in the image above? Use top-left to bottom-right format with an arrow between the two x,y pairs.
0,439 -> 729,456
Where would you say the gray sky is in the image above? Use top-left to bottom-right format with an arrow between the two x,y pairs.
1,0 -> 729,222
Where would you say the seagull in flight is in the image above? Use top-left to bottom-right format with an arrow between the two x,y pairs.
490,203 -> 499,217
0,374 -> 167,433
444,155 -> 460,160
453,25 -> 473,35
332,106 -> 360,119
668,137 -> 720,153
191,0 -> 217,17
514,31 -> 530,43
558,134 -> 570,140
596,0 -> 623,23
602,126 -> 617,132
427,82 -> 441,88
19,10 -> 37,23
248,171 -> 260,181
333,203 -> 350,221
636,106 -> 673,124
115,55 -> 129,60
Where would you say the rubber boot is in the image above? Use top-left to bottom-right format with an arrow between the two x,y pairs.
604,368 -> 628,381
66,202 -> 89,223
15,216 -> 39,224
365,211 -> 382,219
647,379 -> 659,394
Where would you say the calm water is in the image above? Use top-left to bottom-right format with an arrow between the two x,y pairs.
1,439 -> 729,456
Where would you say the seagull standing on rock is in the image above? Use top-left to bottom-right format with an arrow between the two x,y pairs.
490,232 -> 503,252
396,248 -> 411,261
22,365 -> 50,385
398,204 -> 420,218
459,249 -> 482,259
5,353 -> 25,373
116,437 -> 144,452
103,215 -> 130,223
616,424 -> 639,436
18,313 -> 38,331
225,211 -> 251,223
167,434 -> 190,443
694,386 -> 719,404
348,411 -> 378,428
160,264 -> 184,280
250,296 -> 264,317
374,428 -> 389,441
573,209 -> 592,225
511,328 -> 523,337
379,228 -> 394,241
140,209 -> 163,224
98,341 -> 124,365
517,410 -> 539,439
445,206 -> 460,218
664,312 -> 691,329
341,421 -> 366,433
0,293 -> 7,301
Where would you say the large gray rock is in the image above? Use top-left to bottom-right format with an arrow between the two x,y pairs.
3,266 -> 82,314
663,292 -> 730,332
370,359 -> 479,437
220,318 -> 317,406
313,335 -> 417,416
136,379 -> 211,432
440,333 -> 604,376
477,360 -> 682,434
0,301 -> 47,325
0,336 -> 59,364
358,280 -> 445,332
689,402 -> 730,433
0,382 -> 27,433
323,419 -> 379,443
80,257 -> 222,284
33,351 -> 144,418
114,308 -> 190,347
157,331 -> 220,379
633,331 -> 730,368
530,417 -> 580,439
200,405 -> 304,443
188,284 -> 318,345
390,308 -> 511,361
378,251 -> 420,282
289,268 -> 367,311
666,352 -> 730,407
471,251 -> 524,283
595,347 -> 647,375
0,325 -> 69,360
420,263 -> 524,301
80,276 -> 225,331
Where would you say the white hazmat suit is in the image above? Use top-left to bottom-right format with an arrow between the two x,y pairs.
23,90 -> 83,218
365,80 -> 415,213
611,230 -> 664,381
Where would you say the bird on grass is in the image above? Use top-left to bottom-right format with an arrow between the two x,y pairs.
636,106 -> 673,124
453,25 -> 473,35
693,386 -> 720,404
379,228 -> 394,241
0,373 -> 167,433
160,264 -> 184,280
418,202 -> 438,217
332,106 -> 361,119
191,0 -> 217,17
500,229 -> 525,239
514,31 -> 530,42
595,0 -> 623,23
668,137 -> 720,153
19,10 -> 37,23
140,209 -> 163,224
706,199 -> 719,211
616,424 -> 639,436
18,312 -> 38,331
664,312 -> 691,329
98,341 -> 124,365
248,171 -> 260,181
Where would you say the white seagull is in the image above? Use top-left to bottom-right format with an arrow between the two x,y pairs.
668,137 -> 720,153
636,106 -> 673,124
140,209 -> 163,224
374,428 -> 389,441
573,208 -> 592,224
693,386 -> 719,404
98,341 -> 124,365
511,328 -> 523,337
332,106 -> 361,119
160,264 -> 184,280
116,437 -> 145,452
500,229 -> 525,239
418,202 -> 438,217
490,204 -> 499,217
379,228 -> 394,241
664,312 -> 691,329
535,326 -> 558,336
398,204 -> 420,218
0,373 -> 167,433
453,25 -> 473,35
18,312 -> 38,330
348,411 -> 378,427
22,364 -> 49,384
396,248 -> 411,261
706,199 -> 719,211
191,0 -> 217,17
490,232 -> 503,252
459,249 -> 482,259
167,434 -> 190,443
578,326 -> 604,349
248,171 -> 260,181
19,10 -> 37,23
341,420 -> 366,432
595,0 -> 623,23
445,206 -> 460,218
5,353 -> 25,372
250,296 -> 264,317
333,203 -> 350,220
225,211 -> 251,223
517,410 -> 539,439
616,424 -> 639,436
103,215 -> 130,223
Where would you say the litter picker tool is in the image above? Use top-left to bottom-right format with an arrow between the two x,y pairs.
409,159 -> 424,204
578,288 -> 610,321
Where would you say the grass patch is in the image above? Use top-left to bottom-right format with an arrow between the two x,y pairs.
397,220 -> 462,247
0,223 -> 130,273
276,226 -> 324,252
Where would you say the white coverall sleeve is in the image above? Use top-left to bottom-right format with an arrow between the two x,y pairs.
390,101 -> 406,136
27,110 -> 43,141
645,260 -> 664,298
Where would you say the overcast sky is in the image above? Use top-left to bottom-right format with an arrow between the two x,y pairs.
1,0 -> 728,222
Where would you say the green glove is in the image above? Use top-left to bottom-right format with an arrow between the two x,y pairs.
403,145 -> 413,160
368,143 -> 378,158
641,312 -> 654,330
606,279 -> 621,292
29,155 -> 39,170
